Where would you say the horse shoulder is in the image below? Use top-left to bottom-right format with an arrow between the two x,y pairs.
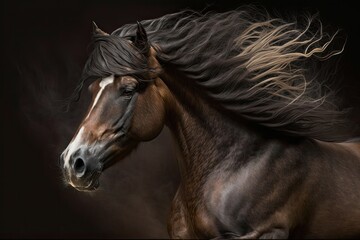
201,139 -> 310,237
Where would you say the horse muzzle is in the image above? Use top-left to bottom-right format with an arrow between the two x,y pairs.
60,147 -> 103,191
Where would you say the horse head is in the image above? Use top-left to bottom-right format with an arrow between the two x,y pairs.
60,23 -> 167,191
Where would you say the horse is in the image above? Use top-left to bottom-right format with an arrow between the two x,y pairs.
60,9 -> 360,238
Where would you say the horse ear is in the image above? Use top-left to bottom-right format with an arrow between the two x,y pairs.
92,21 -> 108,36
134,21 -> 150,55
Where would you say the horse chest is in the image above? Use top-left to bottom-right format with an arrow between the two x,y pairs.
173,166 -> 260,238
169,185 -> 219,238
192,157 -> 270,236
204,168 -> 256,232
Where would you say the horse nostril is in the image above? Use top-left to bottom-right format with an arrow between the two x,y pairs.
73,158 -> 86,177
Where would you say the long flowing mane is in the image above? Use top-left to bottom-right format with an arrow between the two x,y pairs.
80,7 -> 358,142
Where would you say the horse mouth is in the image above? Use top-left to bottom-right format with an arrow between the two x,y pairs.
69,168 -> 102,192
74,178 -> 100,192
63,142 -> 134,192
72,151 -> 127,192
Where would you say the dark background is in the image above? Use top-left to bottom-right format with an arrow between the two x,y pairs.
1,0 -> 359,238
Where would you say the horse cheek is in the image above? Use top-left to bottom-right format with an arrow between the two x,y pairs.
129,94 -> 165,141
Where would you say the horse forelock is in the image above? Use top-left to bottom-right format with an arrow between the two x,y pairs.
84,35 -> 149,79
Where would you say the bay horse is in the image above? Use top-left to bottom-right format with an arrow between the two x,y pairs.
60,9 -> 360,238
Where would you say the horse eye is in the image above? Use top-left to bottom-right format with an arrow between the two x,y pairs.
122,86 -> 136,96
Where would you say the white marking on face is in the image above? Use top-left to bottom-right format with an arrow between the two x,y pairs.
63,126 -> 85,169
62,75 -> 114,171
85,75 -> 114,120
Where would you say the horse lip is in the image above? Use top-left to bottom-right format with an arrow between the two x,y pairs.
74,178 -> 100,192
71,167 -> 102,192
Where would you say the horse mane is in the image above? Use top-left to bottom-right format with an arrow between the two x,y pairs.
80,6 -> 358,142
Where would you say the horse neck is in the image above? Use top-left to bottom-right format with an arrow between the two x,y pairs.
159,67 -> 265,180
